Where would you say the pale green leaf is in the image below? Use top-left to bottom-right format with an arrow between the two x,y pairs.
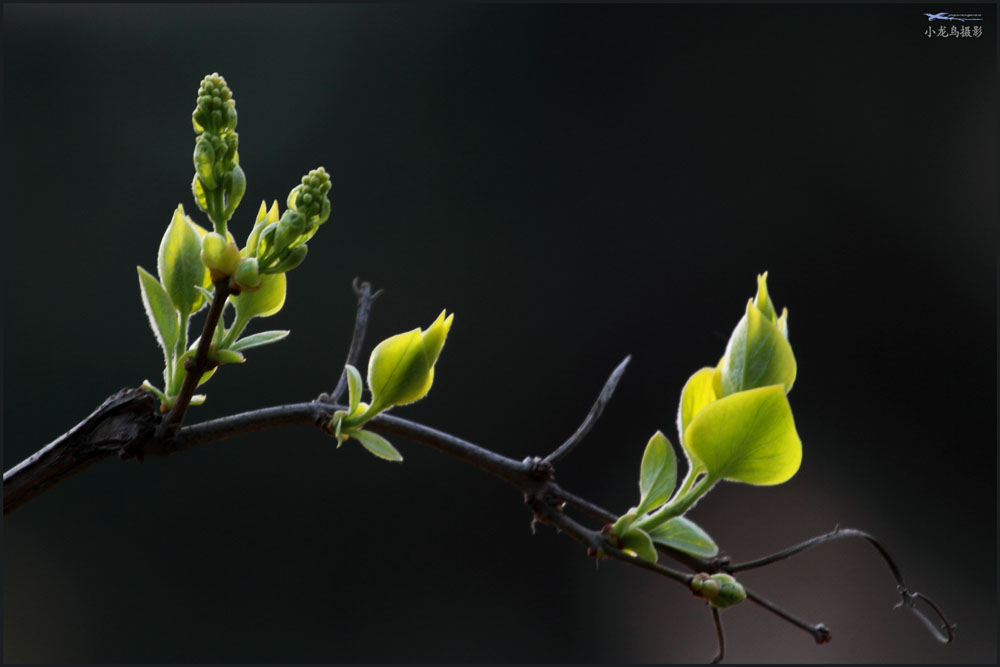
684,384 -> 802,486
648,516 -> 719,558
229,330 -> 290,352
352,429 -> 403,462
231,271 -> 287,321
159,205 -> 211,316
345,364 -> 362,415
719,300 -> 796,396
753,271 -> 777,323
620,527 -> 658,563
637,431 -> 677,514
366,328 -> 425,409
137,266 -> 178,355
677,367 -> 718,452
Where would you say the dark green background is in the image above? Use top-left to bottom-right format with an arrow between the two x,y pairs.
3,4 -> 996,663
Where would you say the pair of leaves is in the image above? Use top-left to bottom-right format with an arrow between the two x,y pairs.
138,205 -> 212,357
332,364 -> 403,463
674,273 -> 801,486
617,432 -> 718,562
619,517 -> 719,562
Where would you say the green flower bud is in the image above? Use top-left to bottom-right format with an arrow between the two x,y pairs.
201,232 -> 240,279
264,244 -> 308,275
287,167 -> 332,227
193,137 -> 216,189
690,573 -> 746,608
233,256 -> 262,291
272,210 -> 308,255
192,73 -> 237,136
366,310 -> 455,413
221,164 -> 246,222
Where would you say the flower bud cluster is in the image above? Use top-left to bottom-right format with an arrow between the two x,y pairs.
191,73 -> 246,231
248,167 -> 332,275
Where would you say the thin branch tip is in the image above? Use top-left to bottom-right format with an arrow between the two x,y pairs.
544,355 -> 632,464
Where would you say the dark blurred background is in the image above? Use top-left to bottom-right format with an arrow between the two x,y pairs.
3,4 -> 996,663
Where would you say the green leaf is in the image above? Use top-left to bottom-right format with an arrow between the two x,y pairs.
367,328 -> 425,409
351,429 -> 403,462
753,271 -> 777,323
636,431 -> 677,514
137,266 -> 179,355
366,311 -> 454,412
684,384 -> 802,486
159,205 -> 211,316
229,330 -> 290,352
231,271 -> 287,321
677,367 -> 718,452
345,364 -> 362,415
648,516 -> 719,558
620,527 -> 658,563
719,300 -> 796,397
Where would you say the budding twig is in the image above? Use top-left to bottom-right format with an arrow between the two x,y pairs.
156,279 -> 233,438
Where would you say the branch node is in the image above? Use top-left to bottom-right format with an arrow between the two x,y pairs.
524,456 -> 555,480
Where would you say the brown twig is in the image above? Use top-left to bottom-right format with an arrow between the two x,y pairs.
321,278 -> 383,404
156,279 -> 233,438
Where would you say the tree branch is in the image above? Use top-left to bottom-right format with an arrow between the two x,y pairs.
156,279 -> 233,437
544,355 -> 631,465
3,388 -> 158,514
321,278 -> 382,404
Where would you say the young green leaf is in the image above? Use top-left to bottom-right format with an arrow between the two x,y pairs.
366,311 -> 454,413
137,266 -> 179,354
231,271 -> 287,321
620,527 -> 658,563
228,330 -> 290,352
684,384 -> 802,486
677,366 -> 718,453
636,431 -> 677,514
351,429 -> 403,462
719,299 -> 796,397
345,364 -> 363,415
159,205 -> 211,316
648,516 -> 719,558
753,271 -> 777,323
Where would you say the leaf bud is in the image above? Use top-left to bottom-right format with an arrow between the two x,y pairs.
233,256 -> 262,291
366,310 -> 454,413
690,573 -> 746,608
201,232 -> 240,279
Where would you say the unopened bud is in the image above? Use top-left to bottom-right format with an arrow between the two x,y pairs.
201,232 -> 240,279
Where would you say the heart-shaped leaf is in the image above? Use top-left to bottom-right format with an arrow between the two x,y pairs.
677,366 -> 718,454
684,384 -> 801,486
